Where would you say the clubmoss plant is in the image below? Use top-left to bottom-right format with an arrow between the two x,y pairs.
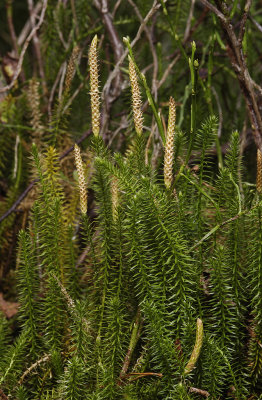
1,31 -> 262,400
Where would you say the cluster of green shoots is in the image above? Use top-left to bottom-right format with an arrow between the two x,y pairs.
1,35 -> 262,400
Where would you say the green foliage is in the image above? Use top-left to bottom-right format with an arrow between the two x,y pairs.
58,356 -> 88,400
0,311 -> 11,357
2,1 -> 262,398
17,230 -> 40,357
0,328 -> 28,390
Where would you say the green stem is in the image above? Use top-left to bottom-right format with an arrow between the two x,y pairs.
120,310 -> 142,379
229,173 -> 242,214
181,172 -> 220,215
159,0 -> 188,63
207,35 -> 223,169
189,203 -> 258,252
186,42 -> 198,164
174,43 -> 199,185
15,134 -> 22,190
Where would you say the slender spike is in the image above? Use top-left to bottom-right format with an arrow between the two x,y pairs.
28,78 -> 44,140
65,45 -> 80,93
256,149 -> 262,193
111,176 -> 119,222
164,96 -> 176,189
74,144 -> 87,214
128,56 -> 144,136
89,35 -> 100,136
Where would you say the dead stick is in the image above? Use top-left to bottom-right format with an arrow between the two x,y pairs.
189,386 -> 210,398
200,0 -> 262,152
0,389 -> 8,400
27,0 -> 47,93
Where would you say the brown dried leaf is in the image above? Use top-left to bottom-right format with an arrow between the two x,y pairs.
0,293 -> 19,318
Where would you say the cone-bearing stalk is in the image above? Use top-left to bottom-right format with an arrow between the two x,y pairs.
65,45 -> 80,93
164,97 -> 176,189
129,56 -> 143,136
257,149 -> 262,193
74,144 -> 87,214
28,78 -> 44,139
89,35 -> 100,136
111,176 -> 119,222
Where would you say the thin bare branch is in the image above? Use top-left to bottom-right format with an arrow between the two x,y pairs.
5,0 -> 26,82
157,54 -> 180,89
101,0 -> 161,107
238,0 -> 252,44
183,0 -> 196,42
63,74 -> 89,113
94,0 -> 124,138
0,0 -> 48,93
6,0 -> 19,57
211,86 -> 223,138
189,387 -> 210,398
249,14 -> 262,34
27,0 -> 47,93
19,354 -> 51,384
18,1 -> 42,46
127,0 -> 158,100
199,0 -> 226,21
199,0 -> 262,152
48,62 -> 66,122
112,0 -> 122,17
52,274 -> 91,333
70,0 -> 79,37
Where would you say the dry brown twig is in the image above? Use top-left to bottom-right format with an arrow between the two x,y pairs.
54,2 -> 70,50
211,86 -> 223,138
27,0 -> 47,93
0,389 -> 8,400
70,0 -> 79,37
184,0 -> 196,42
48,62 -> 66,121
127,0 -> 159,100
121,372 -> 163,383
189,386 -> 210,398
5,0 -> 19,58
58,63 -> 67,101
48,44 -> 80,120
63,74 -> 89,114
18,354 -> 51,384
112,0 -> 122,17
95,0 -> 167,144
101,0 -> 162,132
52,274 -> 90,333
107,115 -> 129,148
5,0 -> 26,83
18,1 -> 42,46
93,0 -> 124,139
199,0 -> 262,152
0,0 -> 48,93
